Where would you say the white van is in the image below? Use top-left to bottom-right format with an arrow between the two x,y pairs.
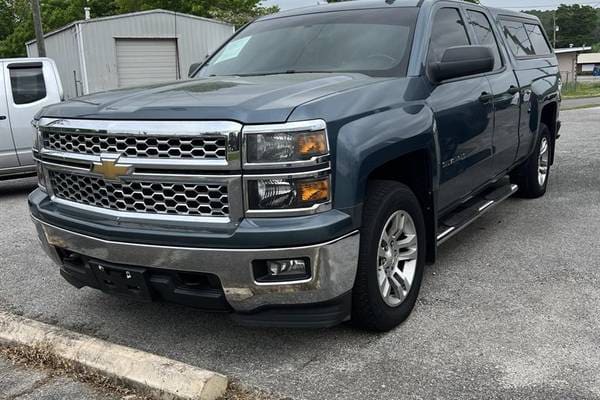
1,58 -> 63,179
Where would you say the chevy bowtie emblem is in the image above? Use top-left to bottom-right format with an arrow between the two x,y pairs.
91,156 -> 132,181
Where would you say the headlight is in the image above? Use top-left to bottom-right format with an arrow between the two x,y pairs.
36,163 -> 47,192
246,172 -> 331,216
243,120 -> 329,167
32,120 -> 41,151
243,120 -> 331,216
246,131 -> 328,163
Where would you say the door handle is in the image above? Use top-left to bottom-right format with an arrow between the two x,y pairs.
479,92 -> 493,103
0,116 -> 6,120
507,86 -> 520,95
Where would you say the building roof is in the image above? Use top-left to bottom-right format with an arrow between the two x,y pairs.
578,53 -> 600,64
26,9 -> 232,45
554,46 -> 592,54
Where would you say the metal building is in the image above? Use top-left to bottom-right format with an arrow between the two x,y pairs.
26,9 -> 234,99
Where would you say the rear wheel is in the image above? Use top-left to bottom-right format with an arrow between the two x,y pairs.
352,181 -> 426,332
511,123 -> 551,198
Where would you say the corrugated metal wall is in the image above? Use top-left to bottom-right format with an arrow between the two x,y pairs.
27,11 -> 234,98
80,11 -> 234,94
26,25 -> 83,99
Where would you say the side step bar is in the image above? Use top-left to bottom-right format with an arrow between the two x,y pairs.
437,181 -> 518,245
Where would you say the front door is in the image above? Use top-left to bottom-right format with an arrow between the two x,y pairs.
0,62 -> 19,171
426,6 -> 495,211
4,60 -> 52,167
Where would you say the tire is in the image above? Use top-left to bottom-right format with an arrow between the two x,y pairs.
511,123 -> 551,198
352,180 -> 426,332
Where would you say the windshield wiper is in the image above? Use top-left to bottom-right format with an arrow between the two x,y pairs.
230,70 -> 332,77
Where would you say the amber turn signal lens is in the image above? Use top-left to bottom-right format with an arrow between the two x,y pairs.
298,178 -> 330,203
297,132 -> 328,157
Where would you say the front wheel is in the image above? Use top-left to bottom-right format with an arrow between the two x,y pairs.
352,181 -> 426,332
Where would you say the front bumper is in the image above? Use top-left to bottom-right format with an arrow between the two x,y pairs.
32,215 -> 359,320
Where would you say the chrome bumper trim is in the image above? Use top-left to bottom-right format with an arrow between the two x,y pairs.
32,216 -> 360,311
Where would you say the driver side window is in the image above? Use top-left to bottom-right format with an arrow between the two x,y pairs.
428,8 -> 471,64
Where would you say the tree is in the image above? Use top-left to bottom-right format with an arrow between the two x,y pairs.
524,9 -> 554,38
0,0 -> 278,57
554,4 -> 598,48
0,0 -> 35,58
114,0 -> 278,27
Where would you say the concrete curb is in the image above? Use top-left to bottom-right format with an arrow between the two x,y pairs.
0,311 -> 228,400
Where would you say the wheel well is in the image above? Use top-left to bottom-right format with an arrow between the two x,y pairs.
540,102 -> 558,164
367,150 -> 436,263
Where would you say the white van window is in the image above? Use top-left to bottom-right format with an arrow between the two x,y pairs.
9,64 -> 47,105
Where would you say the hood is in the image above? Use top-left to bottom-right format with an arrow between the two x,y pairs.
40,73 -> 388,123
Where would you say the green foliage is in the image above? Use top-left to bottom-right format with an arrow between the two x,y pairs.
554,4 -> 598,48
524,9 -> 554,40
0,0 -> 278,58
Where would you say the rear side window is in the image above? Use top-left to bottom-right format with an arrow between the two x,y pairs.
428,8 -> 471,63
8,64 -> 47,105
500,20 -> 535,57
467,11 -> 503,70
525,23 -> 552,55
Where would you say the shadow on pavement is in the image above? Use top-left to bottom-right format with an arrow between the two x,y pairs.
0,177 -> 37,197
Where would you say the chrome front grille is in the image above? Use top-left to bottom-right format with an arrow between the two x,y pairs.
42,131 -> 227,159
49,171 -> 230,217
36,118 -> 243,222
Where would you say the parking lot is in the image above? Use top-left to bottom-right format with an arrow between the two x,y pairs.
1,107 -> 599,400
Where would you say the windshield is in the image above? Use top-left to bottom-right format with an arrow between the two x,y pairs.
199,8 -> 419,78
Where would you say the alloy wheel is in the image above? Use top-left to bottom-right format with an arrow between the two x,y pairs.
376,210 -> 418,307
538,137 -> 549,186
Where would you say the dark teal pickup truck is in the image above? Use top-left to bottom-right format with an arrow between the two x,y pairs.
30,0 -> 561,331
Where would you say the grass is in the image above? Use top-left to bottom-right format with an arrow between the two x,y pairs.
562,81 -> 600,99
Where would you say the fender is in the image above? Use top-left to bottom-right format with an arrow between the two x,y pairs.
335,104 -> 437,210
514,66 -> 561,164
289,77 -> 438,212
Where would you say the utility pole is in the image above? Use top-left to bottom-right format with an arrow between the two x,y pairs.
31,0 -> 46,57
553,11 -> 559,48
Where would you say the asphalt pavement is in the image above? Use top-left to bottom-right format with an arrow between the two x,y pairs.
561,96 -> 600,110
0,357 -> 119,400
0,108 -> 599,400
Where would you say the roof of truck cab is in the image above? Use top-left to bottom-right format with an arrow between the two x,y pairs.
259,0 -> 537,22
259,0 -> 421,20
484,6 -> 540,22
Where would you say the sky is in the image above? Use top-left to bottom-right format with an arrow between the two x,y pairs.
261,0 -> 600,11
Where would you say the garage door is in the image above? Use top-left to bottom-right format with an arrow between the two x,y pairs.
116,39 -> 178,87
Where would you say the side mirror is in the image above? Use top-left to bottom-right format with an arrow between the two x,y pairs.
188,62 -> 202,78
428,46 -> 494,83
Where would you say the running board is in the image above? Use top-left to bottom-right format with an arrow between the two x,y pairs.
437,180 -> 518,245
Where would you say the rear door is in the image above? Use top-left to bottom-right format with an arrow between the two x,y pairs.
0,61 -> 19,170
4,60 -> 58,167
465,8 -> 521,176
